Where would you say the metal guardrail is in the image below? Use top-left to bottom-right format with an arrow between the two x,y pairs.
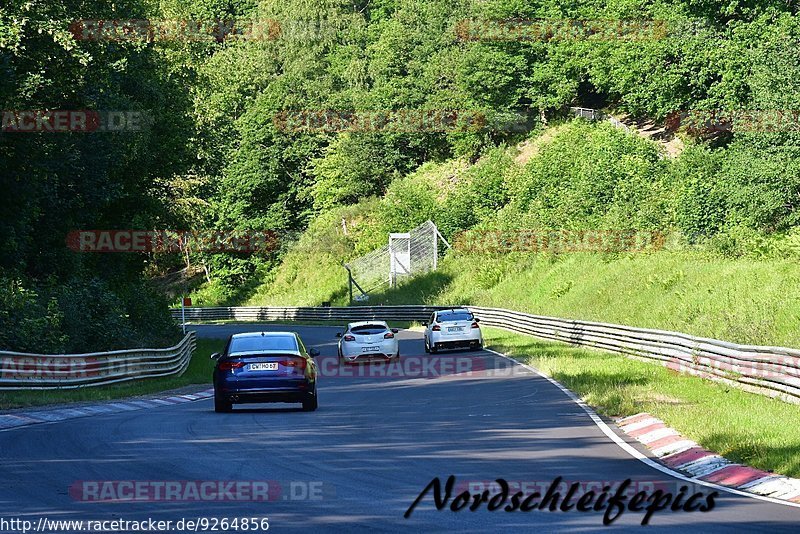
469,307 -> 800,403
0,332 -> 196,390
174,305 -> 800,403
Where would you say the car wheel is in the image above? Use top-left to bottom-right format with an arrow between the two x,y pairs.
430,342 -> 438,354
214,392 -> 232,413
302,393 -> 318,412
423,337 -> 430,353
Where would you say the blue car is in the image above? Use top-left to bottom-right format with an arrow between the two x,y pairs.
212,331 -> 320,413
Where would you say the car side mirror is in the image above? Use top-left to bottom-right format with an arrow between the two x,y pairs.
421,322 -> 428,326
391,328 -> 399,333
210,352 -> 221,361
335,332 -> 342,338
309,348 -> 320,357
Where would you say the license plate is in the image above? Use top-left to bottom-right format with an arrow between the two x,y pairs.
362,346 -> 380,352
249,362 -> 278,371
447,326 -> 464,332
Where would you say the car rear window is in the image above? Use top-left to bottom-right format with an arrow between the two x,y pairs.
229,336 -> 298,353
350,324 -> 388,335
437,311 -> 473,322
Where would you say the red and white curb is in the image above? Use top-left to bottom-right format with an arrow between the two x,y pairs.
0,389 -> 214,431
617,413 -> 800,504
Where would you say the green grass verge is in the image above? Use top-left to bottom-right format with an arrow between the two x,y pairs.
0,339 -> 224,410
483,326 -> 800,478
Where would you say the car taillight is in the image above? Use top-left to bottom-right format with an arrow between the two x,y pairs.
384,332 -> 394,339
432,325 -> 441,331
281,358 -> 307,370
471,322 -> 480,329
344,335 -> 355,341
219,361 -> 245,371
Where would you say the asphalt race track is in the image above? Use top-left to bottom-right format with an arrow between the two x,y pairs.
1,324 -> 799,532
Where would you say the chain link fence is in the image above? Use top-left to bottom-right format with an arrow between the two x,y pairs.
343,220 -> 448,300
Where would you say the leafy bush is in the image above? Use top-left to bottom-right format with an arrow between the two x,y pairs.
310,133 -> 440,210
437,147 -> 513,237
0,275 -> 180,353
0,278 -> 66,353
374,168 -> 440,233
665,145 -> 726,242
717,143 -> 800,232
495,122 -> 667,231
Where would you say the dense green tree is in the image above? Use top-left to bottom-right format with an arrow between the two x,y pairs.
3,0 -> 800,348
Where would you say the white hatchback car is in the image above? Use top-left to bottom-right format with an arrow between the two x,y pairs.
337,321 -> 400,364
423,308 -> 483,353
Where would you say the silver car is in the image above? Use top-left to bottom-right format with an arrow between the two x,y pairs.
423,309 -> 483,353
337,321 -> 400,364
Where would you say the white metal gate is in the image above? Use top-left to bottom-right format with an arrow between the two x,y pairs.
344,220 -> 450,301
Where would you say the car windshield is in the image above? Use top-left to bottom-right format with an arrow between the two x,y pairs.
229,335 -> 298,353
350,324 -> 388,335
437,311 -> 473,322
